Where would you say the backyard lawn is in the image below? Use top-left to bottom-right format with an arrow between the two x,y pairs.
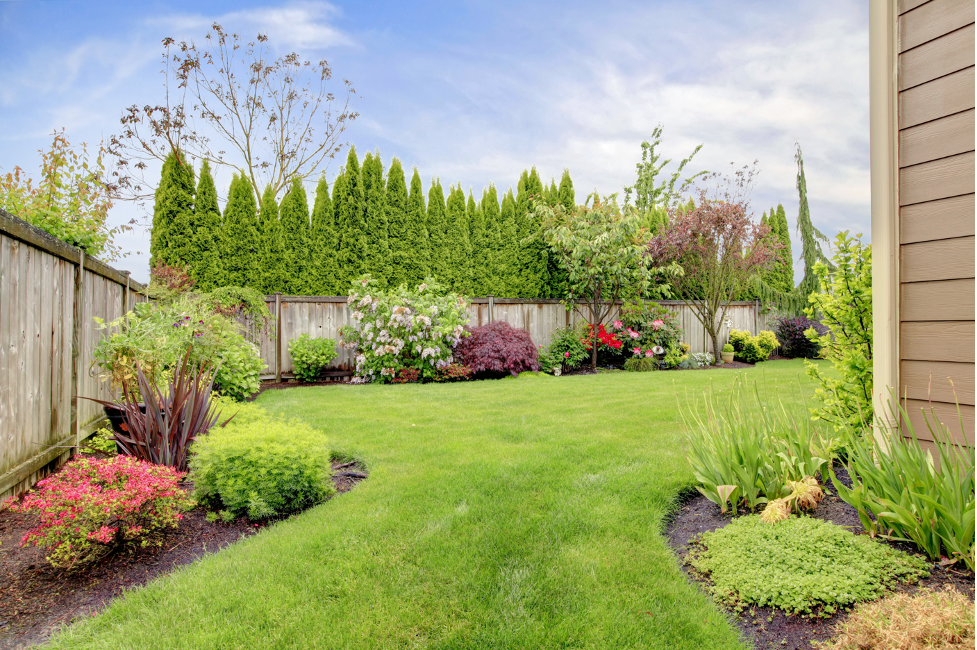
47,360 -> 817,650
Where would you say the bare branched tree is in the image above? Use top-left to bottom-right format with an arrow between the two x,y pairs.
108,23 -> 358,208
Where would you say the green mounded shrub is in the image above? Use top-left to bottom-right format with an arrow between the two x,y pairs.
688,515 -> 929,617
549,325 -> 589,371
722,343 -> 734,354
624,357 -> 658,372
288,334 -> 339,382
214,336 -> 263,401
189,403 -> 334,521
728,329 -> 778,363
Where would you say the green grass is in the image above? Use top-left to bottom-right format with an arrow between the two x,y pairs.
47,360 -> 818,650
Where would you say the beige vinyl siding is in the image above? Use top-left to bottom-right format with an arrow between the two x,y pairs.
897,0 -> 976,445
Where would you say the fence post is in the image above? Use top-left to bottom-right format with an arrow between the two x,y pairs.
275,292 -> 282,382
488,295 -> 494,324
69,251 -> 85,448
123,271 -> 130,313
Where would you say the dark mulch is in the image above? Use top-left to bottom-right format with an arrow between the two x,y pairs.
0,458 -> 367,650
665,466 -> 975,650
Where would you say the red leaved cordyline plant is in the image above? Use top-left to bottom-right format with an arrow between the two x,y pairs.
83,348 -> 230,472
2,455 -> 188,569
647,190 -> 779,361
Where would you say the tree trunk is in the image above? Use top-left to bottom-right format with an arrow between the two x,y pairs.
591,329 -> 598,370
709,328 -> 722,364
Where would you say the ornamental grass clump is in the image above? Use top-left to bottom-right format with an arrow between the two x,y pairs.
688,515 -> 929,617
189,403 -> 334,521
3,456 -> 188,569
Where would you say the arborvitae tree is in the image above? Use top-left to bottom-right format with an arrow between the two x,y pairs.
773,203 -> 794,291
467,190 -> 488,296
257,185 -> 287,293
361,151 -> 390,285
426,178 -> 448,282
335,147 -> 367,290
405,168 -> 430,286
221,174 -> 260,288
795,145 -> 832,297
150,149 -> 195,268
384,158 -> 411,288
279,178 -> 311,294
310,175 -> 338,295
515,167 -> 547,298
498,188 -> 520,296
547,169 -> 576,298
444,184 -> 472,293
558,169 -> 575,213
481,184 -> 503,295
190,160 -> 224,290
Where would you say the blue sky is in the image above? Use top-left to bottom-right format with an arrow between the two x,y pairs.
0,0 -> 870,284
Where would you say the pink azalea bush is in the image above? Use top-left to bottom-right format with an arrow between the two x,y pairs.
3,456 -> 188,568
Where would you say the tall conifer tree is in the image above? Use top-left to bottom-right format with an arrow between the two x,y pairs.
310,176 -> 337,295
558,169 -> 575,213
190,160 -> 224,290
773,203 -> 794,291
499,188 -> 519,297
385,158 -> 411,288
221,174 -> 260,288
279,178 -> 311,294
515,167 -> 547,298
795,145 -> 831,297
406,168 -> 430,285
467,190 -> 488,296
150,149 -> 195,269
444,184 -> 472,293
335,147 -> 367,291
426,178 -> 448,282
361,152 -> 390,285
481,184 -> 502,295
258,185 -> 288,293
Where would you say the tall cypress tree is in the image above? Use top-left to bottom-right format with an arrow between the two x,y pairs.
498,188 -> 519,297
257,185 -> 286,293
467,190 -> 488,296
310,175 -> 337,295
361,152 -> 390,285
515,167 -> 547,298
406,168 -> 430,286
558,169 -> 575,213
773,203 -> 794,291
385,158 -> 411,288
150,149 -> 195,269
190,160 -> 224,290
335,147 -> 367,292
279,177 -> 311,294
221,174 -> 260,288
426,178 -> 448,282
444,184 -> 472,293
481,184 -> 502,296
795,145 -> 831,297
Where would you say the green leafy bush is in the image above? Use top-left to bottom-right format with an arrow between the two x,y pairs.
688,515 -> 929,617
547,326 -> 589,372
728,329 -> 778,363
623,357 -> 658,372
682,380 -> 836,513
189,403 -> 334,520
805,232 -> 873,431
288,334 -> 339,382
722,343 -> 734,354
832,400 -> 975,570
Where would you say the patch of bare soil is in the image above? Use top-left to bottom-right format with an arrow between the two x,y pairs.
665,466 -> 975,650
0,459 -> 367,650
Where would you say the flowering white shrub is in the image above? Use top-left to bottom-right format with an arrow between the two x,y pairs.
338,276 -> 470,382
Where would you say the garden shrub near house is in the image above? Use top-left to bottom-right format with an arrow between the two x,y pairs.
339,276 -> 469,382
288,334 -> 339,382
190,402 -> 334,521
688,515 -> 928,617
3,456 -> 189,568
454,321 -> 539,378
727,329 -> 778,363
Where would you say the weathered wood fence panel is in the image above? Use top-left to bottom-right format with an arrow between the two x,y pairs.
259,295 -> 766,379
0,210 -> 147,499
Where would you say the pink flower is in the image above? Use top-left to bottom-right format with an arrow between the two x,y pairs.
645,350 -> 655,358
612,320 -> 623,330
652,319 -> 664,331
629,330 -> 639,339
632,347 -> 642,356
563,352 -> 570,358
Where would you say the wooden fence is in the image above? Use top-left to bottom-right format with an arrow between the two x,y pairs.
258,294 -> 770,380
0,210 -> 148,499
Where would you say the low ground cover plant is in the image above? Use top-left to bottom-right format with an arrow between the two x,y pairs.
832,401 -> 975,570
688,515 -> 929,617
189,402 -> 334,521
727,329 -> 778,363
454,321 -> 539,378
339,276 -> 469,382
820,588 -> 975,650
3,456 -> 188,568
289,334 -> 339,382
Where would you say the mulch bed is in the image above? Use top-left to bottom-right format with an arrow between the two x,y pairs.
0,458 -> 367,650
665,466 -> 975,650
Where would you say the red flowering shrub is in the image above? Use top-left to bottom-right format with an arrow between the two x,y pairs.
454,321 -> 540,378
433,363 -> 473,382
391,367 -> 421,384
3,456 -> 188,568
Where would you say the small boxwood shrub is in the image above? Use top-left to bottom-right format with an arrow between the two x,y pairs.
454,321 -> 539,378
688,515 -> 929,617
190,404 -> 334,520
775,316 -> 828,359
288,334 -> 339,382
